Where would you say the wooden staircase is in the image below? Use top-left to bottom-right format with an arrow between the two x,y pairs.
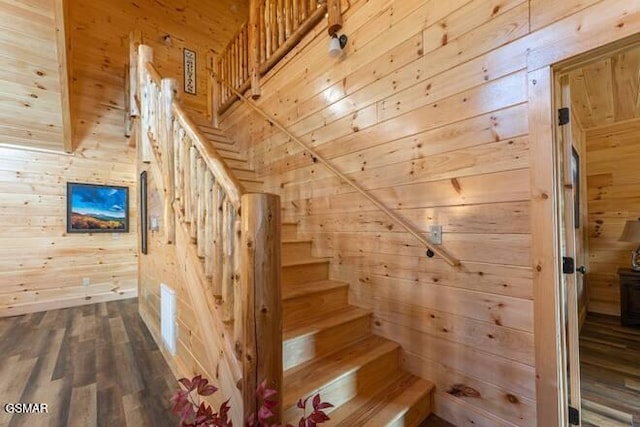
137,37 -> 436,427
279,221 -> 434,426
167,116 -> 434,425
190,118 -> 264,193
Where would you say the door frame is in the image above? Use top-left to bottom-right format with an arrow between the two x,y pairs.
528,30 -> 640,426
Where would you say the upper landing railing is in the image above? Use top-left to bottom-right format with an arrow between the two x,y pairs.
210,0 -> 343,120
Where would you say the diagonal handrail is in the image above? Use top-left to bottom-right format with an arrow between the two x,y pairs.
212,72 -> 460,267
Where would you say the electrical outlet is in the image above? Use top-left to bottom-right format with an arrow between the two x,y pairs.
82,277 -> 90,287
430,225 -> 442,245
112,233 -> 120,240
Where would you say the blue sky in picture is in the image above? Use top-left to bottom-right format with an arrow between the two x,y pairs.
71,185 -> 126,219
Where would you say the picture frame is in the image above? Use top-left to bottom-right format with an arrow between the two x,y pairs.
140,171 -> 148,254
67,182 -> 129,233
183,48 -> 196,95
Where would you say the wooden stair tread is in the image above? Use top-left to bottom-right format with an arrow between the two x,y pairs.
327,373 -> 434,427
283,335 -> 399,409
282,257 -> 329,268
283,279 -> 348,301
283,305 -> 370,338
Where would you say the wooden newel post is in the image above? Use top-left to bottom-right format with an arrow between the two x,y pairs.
241,193 -> 282,422
327,0 -> 342,35
161,78 -> 177,244
129,30 -> 142,118
249,0 -> 262,99
138,44 -> 153,164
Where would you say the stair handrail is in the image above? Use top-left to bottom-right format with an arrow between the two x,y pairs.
211,72 -> 461,268
136,44 -> 283,423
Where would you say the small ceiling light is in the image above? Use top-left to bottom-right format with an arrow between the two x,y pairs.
328,34 -> 348,58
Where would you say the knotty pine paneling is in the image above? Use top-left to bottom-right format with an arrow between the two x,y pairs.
222,1 -> 536,425
219,0 -> 640,425
585,120 -> 640,316
0,0 -> 65,151
0,145 -> 137,316
70,0 -> 247,123
0,0 -> 246,315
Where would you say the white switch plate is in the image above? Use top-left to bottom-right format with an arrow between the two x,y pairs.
430,225 -> 442,245
82,277 -> 90,287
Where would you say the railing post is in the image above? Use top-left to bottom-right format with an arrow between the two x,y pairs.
241,193 -> 282,423
327,0 -> 342,35
249,0 -> 262,98
138,44 -> 153,164
129,30 -> 142,117
161,78 -> 177,244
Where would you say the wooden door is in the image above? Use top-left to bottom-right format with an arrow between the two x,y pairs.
556,74 -> 583,426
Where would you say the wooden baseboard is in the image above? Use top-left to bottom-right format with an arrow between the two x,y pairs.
0,288 -> 137,317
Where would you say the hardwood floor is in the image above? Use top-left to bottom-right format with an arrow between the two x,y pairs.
580,313 -> 640,427
0,298 -> 456,427
0,299 -> 179,427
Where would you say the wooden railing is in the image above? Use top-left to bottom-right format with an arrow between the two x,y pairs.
211,0 -> 327,118
212,74 -> 461,268
136,44 -> 283,423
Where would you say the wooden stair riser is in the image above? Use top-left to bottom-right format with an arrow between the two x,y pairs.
231,168 -> 262,181
283,347 -> 400,424
283,286 -> 349,325
223,158 -> 250,169
282,261 -> 329,286
283,314 -> 371,371
282,240 -> 313,262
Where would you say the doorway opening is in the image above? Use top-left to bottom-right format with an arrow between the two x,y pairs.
554,42 -> 640,427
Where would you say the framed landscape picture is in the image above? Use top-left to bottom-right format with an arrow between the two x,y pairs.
67,182 -> 129,233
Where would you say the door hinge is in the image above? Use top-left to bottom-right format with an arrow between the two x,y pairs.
569,405 -> 580,425
562,257 -> 575,274
558,107 -> 570,126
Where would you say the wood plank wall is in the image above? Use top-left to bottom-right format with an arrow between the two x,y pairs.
585,119 -> 640,316
0,0 -> 65,151
219,0 -> 640,425
0,1 -> 247,316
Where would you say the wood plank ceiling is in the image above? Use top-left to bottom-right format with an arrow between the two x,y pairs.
569,45 -> 640,130
0,0 -> 248,153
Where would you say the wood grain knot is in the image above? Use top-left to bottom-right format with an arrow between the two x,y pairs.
506,393 -> 520,404
447,384 -> 481,398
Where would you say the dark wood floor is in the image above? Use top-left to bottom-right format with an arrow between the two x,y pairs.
580,313 -> 640,427
0,299 -> 455,427
0,299 -> 179,427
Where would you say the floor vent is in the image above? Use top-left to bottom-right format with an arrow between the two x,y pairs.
160,283 -> 176,355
